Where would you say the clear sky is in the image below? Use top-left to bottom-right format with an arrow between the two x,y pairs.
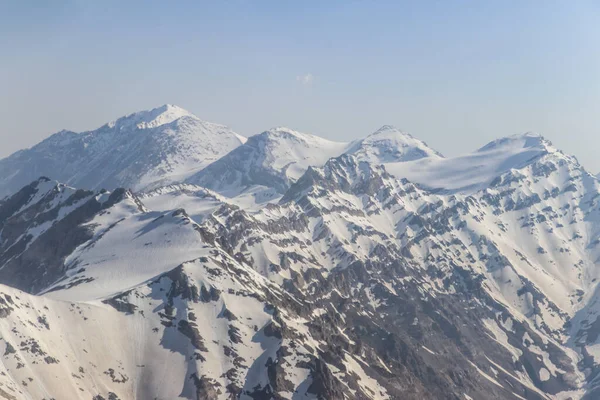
1,1 -> 599,170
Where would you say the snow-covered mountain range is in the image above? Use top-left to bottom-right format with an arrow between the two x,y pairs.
0,105 -> 245,197
0,105 -> 599,399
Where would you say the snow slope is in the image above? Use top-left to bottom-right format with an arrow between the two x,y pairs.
187,127 -> 350,196
0,179 -> 407,400
0,251 -> 323,400
384,132 -> 553,193
0,105 -> 246,197
347,124 -> 443,163
193,142 -> 600,398
187,124 -> 445,199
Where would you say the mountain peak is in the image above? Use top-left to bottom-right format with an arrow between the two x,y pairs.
513,131 -> 542,138
371,124 -> 410,136
247,127 -> 346,152
477,131 -> 552,153
0,104 -> 245,196
106,104 -> 196,131
382,130 -> 561,194
258,126 -> 322,141
347,126 -> 443,163
188,127 -> 349,195
261,126 -> 305,138
266,126 -> 297,134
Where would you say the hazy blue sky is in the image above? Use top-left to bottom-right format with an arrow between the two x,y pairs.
1,1 -> 599,170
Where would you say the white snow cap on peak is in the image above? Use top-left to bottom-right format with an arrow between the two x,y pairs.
262,126 -> 307,137
477,131 -> 552,153
106,104 -> 196,131
348,125 -> 443,162
260,126 -> 325,140
365,125 -> 423,143
371,124 -> 411,136
249,127 -> 347,151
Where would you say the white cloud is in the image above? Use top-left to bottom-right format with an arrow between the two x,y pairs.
296,73 -> 314,86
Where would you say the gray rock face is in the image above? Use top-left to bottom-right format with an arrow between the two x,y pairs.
0,179 -> 143,294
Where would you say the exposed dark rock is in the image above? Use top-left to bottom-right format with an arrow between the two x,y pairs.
190,374 -> 222,400
178,320 -> 209,352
